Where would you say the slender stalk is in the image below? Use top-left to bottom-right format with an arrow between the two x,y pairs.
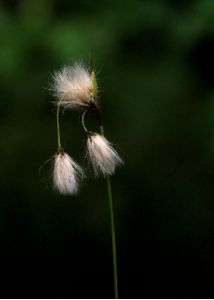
106,175 -> 119,299
56,99 -> 62,148
81,112 -> 119,298
81,110 -> 88,133
99,125 -> 119,299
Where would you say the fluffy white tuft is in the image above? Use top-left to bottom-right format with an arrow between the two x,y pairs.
87,133 -> 123,176
53,151 -> 83,195
51,63 -> 96,109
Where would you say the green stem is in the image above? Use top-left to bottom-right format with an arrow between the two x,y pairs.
81,112 -> 119,298
81,110 -> 88,133
99,125 -> 119,299
56,99 -> 62,148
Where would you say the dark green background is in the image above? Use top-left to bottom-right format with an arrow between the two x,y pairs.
0,0 -> 214,298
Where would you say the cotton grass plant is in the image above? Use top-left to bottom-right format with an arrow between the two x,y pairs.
53,148 -> 83,195
49,61 -> 123,298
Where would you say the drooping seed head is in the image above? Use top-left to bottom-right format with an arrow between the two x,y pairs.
51,63 -> 98,110
87,133 -> 123,177
53,150 -> 83,195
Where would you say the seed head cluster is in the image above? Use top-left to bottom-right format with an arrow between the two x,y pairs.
49,62 -> 123,195
87,133 -> 123,177
53,150 -> 83,195
52,63 -> 98,110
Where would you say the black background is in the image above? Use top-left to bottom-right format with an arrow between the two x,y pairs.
0,0 -> 214,298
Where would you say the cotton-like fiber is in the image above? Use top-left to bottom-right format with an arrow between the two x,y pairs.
51,63 -> 97,110
87,133 -> 123,176
53,151 -> 83,195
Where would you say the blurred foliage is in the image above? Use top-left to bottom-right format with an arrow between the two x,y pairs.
0,0 -> 214,298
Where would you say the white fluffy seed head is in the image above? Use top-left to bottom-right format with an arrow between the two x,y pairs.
51,63 -> 97,110
87,133 -> 123,177
53,151 -> 83,195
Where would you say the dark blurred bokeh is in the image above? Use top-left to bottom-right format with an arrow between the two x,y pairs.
0,0 -> 214,298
